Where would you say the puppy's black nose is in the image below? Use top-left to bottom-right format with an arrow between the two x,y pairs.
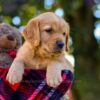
56,41 -> 64,49
7,35 -> 14,41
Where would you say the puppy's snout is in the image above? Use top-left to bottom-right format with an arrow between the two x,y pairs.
56,41 -> 64,49
7,35 -> 14,41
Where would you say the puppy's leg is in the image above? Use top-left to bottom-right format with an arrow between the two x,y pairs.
6,59 -> 24,84
46,62 -> 62,87
61,93 -> 69,100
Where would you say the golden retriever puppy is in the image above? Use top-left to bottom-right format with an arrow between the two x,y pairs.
6,12 -> 73,88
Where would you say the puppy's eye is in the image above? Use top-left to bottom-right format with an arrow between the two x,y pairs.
63,32 -> 66,36
45,28 -> 53,33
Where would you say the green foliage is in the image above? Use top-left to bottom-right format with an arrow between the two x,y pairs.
4,16 -> 12,24
18,4 -> 37,25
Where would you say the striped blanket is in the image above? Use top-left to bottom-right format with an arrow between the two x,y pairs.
0,68 -> 73,100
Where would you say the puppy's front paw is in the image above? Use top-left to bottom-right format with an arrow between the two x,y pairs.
61,94 -> 69,100
6,69 -> 23,84
46,73 -> 62,88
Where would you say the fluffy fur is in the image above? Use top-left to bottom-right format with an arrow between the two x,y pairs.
6,12 -> 73,88
0,23 -> 22,68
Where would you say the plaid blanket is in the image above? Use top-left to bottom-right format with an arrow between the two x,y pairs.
0,68 -> 73,100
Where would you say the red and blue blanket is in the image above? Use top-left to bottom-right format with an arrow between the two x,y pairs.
0,68 -> 73,100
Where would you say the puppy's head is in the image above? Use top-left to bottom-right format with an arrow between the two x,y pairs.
23,12 -> 69,56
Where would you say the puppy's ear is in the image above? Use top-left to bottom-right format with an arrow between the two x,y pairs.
22,18 -> 40,47
66,23 -> 70,51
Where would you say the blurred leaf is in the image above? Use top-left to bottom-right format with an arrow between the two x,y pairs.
18,4 -> 37,25
4,16 -> 12,24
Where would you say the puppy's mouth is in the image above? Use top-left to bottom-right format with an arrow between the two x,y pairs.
44,47 -> 63,54
42,45 -> 64,56
52,48 -> 63,54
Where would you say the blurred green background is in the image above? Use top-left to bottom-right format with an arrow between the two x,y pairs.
0,0 -> 100,100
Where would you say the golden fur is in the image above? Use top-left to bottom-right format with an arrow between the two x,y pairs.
7,12 -> 73,88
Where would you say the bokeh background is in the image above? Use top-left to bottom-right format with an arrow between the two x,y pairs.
0,0 -> 100,100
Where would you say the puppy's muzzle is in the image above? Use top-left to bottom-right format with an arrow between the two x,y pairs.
56,41 -> 64,49
54,41 -> 64,53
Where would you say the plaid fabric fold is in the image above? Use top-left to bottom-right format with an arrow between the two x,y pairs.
0,68 -> 73,100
